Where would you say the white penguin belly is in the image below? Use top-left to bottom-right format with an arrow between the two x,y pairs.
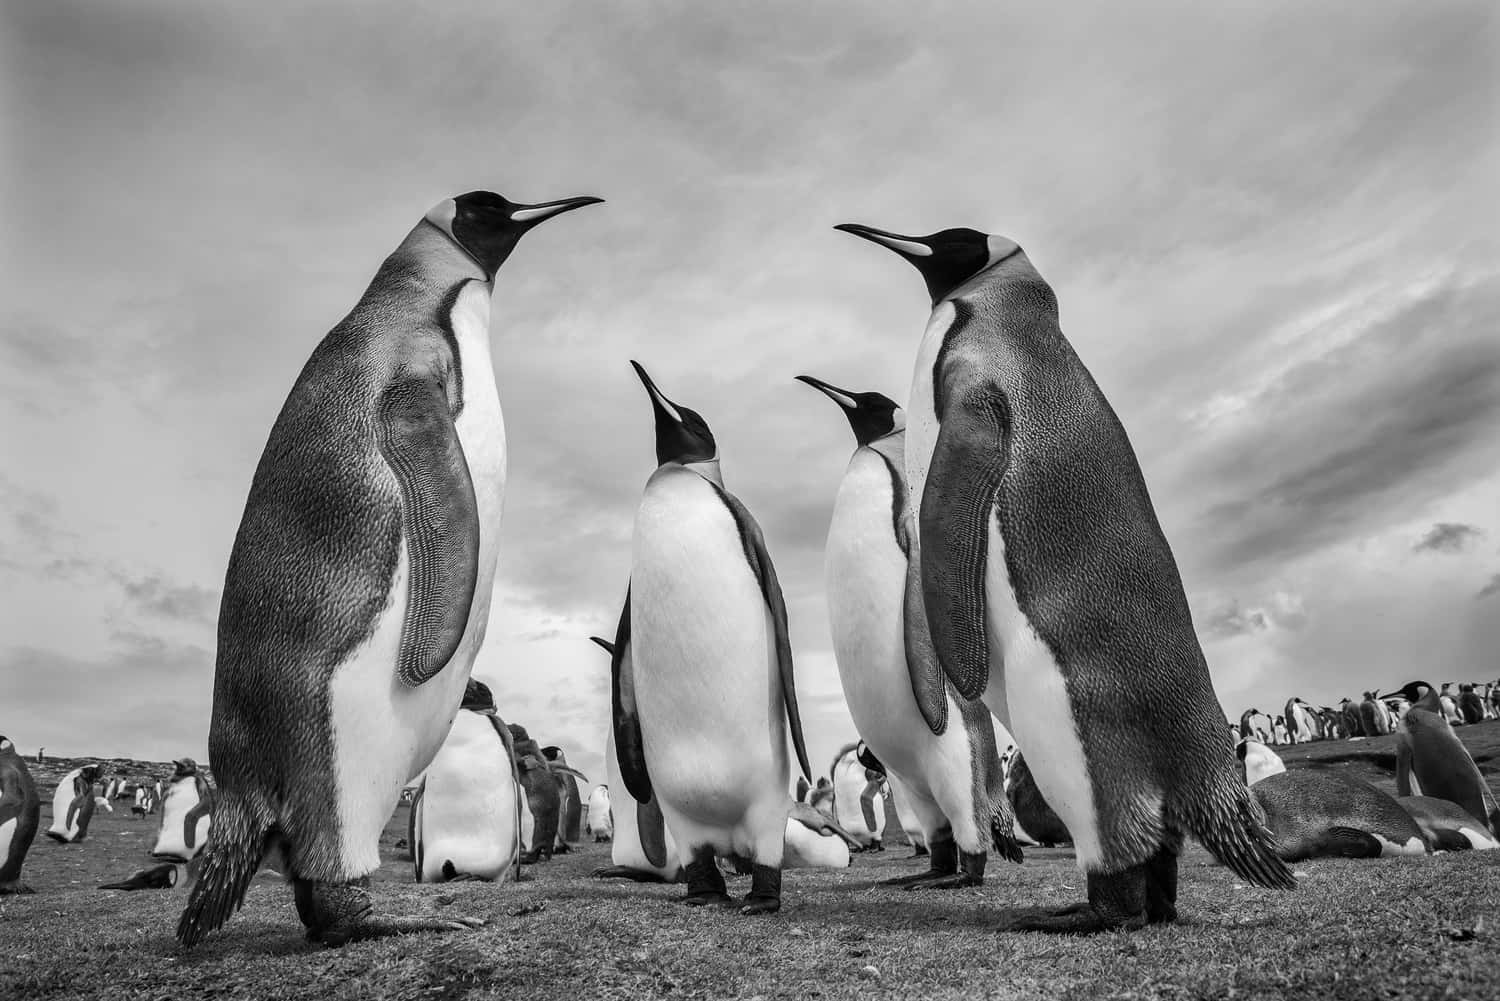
783,816 -> 850,869
48,769 -> 80,839
325,282 -> 507,878
416,711 -> 518,881
152,779 -> 203,858
904,301 -> 957,517
631,470 -> 787,855
826,452 -> 976,835
832,755 -> 886,844
978,520 -> 1107,870
586,785 -> 612,839
604,726 -> 678,875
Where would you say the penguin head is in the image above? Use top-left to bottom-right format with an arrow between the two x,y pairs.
541,746 -> 563,763
795,375 -> 904,446
834,222 -> 1024,304
424,190 -> 603,280
0,736 -> 11,753
1382,680 -> 1435,706
172,758 -> 198,778
854,740 -> 886,778
630,361 -> 718,466
461,678 -> 497,713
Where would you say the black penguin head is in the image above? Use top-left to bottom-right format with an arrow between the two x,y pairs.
541,746 -> 563,762
1381,680 -> 1434,705
424,190 -> 603,279
461,678 -> 497,712
795,375 -> 904,446
630,361 -> 718,466
834,222 -> 1023,304
855,740 -> 886,777
0,736 -> 13,755
172,758 -> 198,778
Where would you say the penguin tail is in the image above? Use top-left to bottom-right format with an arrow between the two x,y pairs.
175,794 -> 273,948
1176,780 -> 1296,892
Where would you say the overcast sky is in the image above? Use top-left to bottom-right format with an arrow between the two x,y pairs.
3,2 -> 1497,790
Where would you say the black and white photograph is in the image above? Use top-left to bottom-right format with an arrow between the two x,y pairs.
1,2 -> 1496,999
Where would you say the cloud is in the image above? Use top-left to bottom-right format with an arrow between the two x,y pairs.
1479,575 -> 1500,600
115,573 -> 219,625
1201,592 -> 1309,640
1414,522 -> 1483,554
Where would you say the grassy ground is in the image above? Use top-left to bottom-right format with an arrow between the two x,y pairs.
4,723 -> 1499,1001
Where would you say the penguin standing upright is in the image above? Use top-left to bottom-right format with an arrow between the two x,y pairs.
613,362 -> 814,915
830,743 -> 887,851
542,746 -> 583,853
176,189 -> 602,948
585,784 -> 613,843
0,736 -> 41,894
411,678 -> 523,883
587,635 -> 680,882
836,220 -> 1293,931
152,759 -> 215,862
1385,681 -> 1500,837
798,375 -> 1020,888
45,764 -> 100,843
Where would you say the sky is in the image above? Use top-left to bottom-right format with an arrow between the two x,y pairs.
2,1 -> 1497,792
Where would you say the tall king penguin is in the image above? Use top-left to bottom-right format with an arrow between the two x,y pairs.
152,758 -> 214,861
612,362 -> 814,914
177,189 -> 602,948
835,220 -> 1293,931
797,376 -> 1021,889
0,736 -> 41,894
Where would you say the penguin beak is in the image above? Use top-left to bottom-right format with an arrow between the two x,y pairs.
834,222 -> 935,259
588,636 -> 615,655
630,361 -> 684,425
508,195 -> 605,226
795,375 -> 860,412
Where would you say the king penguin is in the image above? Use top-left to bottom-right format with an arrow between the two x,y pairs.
0,736 -> 41,894
410,678 -> 523,883
176,189 -> 602,948
797,374 -> 1021,888
835,220 -> 1294,931
1385,680 -> 1499,837
612,362 -> 814,915
588,634 -> 681,883
46,764 -> 100,843
152,758 -> 214,862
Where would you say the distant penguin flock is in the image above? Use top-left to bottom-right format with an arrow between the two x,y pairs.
6,191 -> 1498,952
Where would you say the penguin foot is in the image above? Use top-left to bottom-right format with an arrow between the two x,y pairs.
903,872 -> 983,891
683,892 -> 735,907
590,865 -> 671,884
740,896 -> 781,915
994,903 -> 1147,935
995,853 -> 1176,934
517,849 -> 553,864
880,869 -> 954,887
909,845 -> 929,858
741,864 -> 783,915
0,880 -> 35,895
294,878 -> 485,948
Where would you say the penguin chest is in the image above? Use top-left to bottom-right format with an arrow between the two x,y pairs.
904,301 -> 958,513
152,779 -> 202,855
631,470 -> 783,802
825,456 -> 926,755
448,279 -> 507,632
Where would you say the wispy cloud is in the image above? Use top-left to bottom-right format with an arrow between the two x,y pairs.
1414,522 -> 1483,554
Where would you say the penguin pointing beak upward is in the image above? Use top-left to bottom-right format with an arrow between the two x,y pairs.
795,374 -> 862,412
795,374 -> 904,447
630,361 -> 718,467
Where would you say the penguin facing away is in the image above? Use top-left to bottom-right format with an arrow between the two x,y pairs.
509,725 -> 588,863
612,362 -> 814,915
411,678 -> 523,883
46,764 -> 100,843
176,189 -> 602,948
585,784 -> 613,842
797,374 -> 1021,889
835,220 -> 1294,932
541,746 -> 583,852
152,758 -> 215,862
587,635 -> 681,883
0,736 -> 41,894
1384,680 -> 1499,837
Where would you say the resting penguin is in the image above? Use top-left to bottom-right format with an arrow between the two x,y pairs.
1397,796 -> 1499,852
830,743 -> 888,851
175,188 -> 602,949
835,219 -> 1293,931
612,362 -> 815,915
797,375 -> 1021,889
152,758 -> 215,862
100,863 -> 179,891
410,678 -> 523,883
1249,769 -> 1427,861
587,636 -> 680,882
1384,680 -> 1500,837
541,746 -> 583,853
783,802 -> 864,869
0,736 -> 41,894
45,764 -> 100,843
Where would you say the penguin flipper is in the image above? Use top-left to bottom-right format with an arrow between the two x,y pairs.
376,372 -> 480,688
1318,826 -> 1383,859
903,545 -> 950,735
919,383 -> 1010,701
717,488 -> 814,784
610,590 -> 653,804
1394,739 -> 1413,797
